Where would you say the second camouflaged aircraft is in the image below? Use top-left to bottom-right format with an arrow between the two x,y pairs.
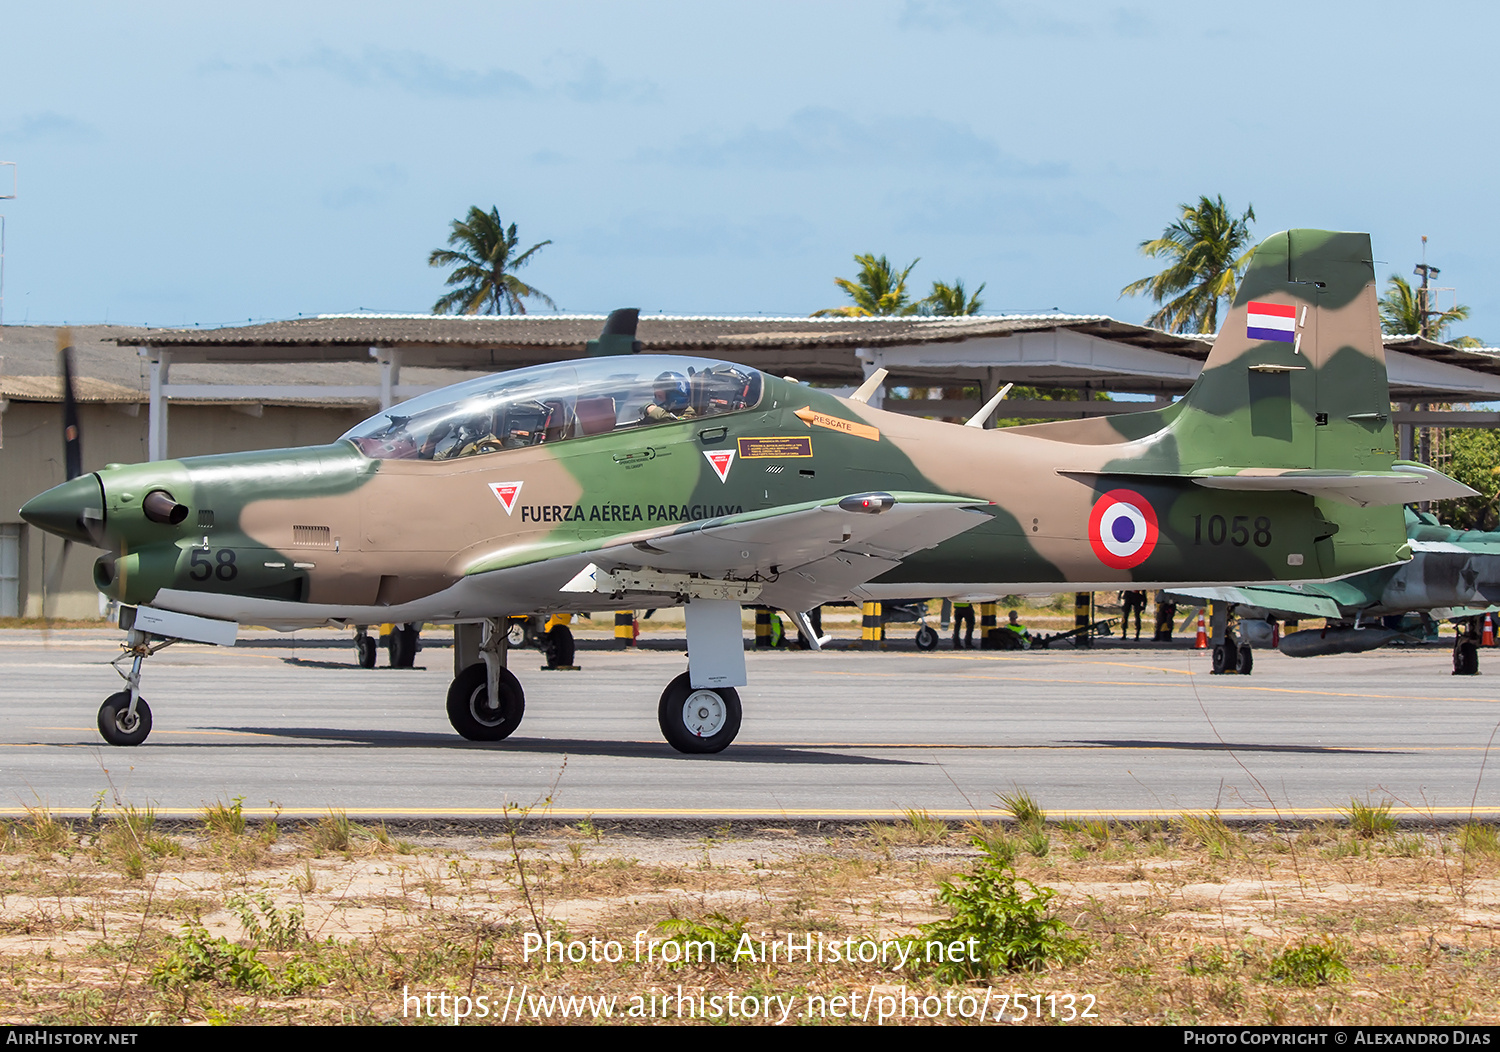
21,229 -> 1473,751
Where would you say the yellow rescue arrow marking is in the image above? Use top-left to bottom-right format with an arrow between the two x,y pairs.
794,406 -> 879,441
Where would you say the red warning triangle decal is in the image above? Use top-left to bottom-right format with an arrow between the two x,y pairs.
703,449 -> 735,483
489,481 -> 523,515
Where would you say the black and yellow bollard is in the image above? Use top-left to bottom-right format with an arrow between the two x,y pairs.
614,610 -> 635,648
978,602 -> 998,649
1073,592 -> 1093,647
860,602 -> 884,648
755,607 -> 773,648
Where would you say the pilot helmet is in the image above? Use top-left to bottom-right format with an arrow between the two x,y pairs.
653,371 -> 690,412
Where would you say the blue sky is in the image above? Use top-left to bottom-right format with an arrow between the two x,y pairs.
3,0 -> 1496,337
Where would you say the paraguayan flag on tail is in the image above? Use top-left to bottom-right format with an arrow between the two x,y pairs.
1246,300 -> 1297,343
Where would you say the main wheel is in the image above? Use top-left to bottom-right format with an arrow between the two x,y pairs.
545,624 -> 575,668
915,625 -> 939,651
1455,639 -> 1480,676
356,635 -> 377,669
1210,644 -> 1229,675
1236,644 -> 1254,676
446,663 -> 526,741
389,624 -> 419,668
98,692 -> 152,746
657,672 -> 742,754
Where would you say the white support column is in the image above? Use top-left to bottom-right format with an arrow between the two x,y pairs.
376,347 -> 402,410
146,348 -> 170,462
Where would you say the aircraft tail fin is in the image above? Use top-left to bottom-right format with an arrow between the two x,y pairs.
1170,229 -> 1392,478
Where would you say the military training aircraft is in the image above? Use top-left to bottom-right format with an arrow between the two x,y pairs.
1170,507 -> 1500,676
20,228 -> 1475,752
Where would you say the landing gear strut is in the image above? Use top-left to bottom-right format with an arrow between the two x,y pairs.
99,628 -> 176,746
447,618 -> 527,740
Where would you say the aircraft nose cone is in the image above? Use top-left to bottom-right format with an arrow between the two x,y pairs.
20,474 -> 104,545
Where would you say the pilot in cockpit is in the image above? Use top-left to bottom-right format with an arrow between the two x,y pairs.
641,371 -> 696,423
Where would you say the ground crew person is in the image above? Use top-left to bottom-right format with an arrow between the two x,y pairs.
952,600 -> 975,649
1120,589 -> 1147,641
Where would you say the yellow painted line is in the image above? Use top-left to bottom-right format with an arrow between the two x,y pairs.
0,805 -> 1494,820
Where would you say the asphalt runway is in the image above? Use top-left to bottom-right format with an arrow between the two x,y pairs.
3,627 -> 1499,821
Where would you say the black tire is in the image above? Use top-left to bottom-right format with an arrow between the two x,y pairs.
389,624 -> 419,668
657,672 -> 742,754
545,624 -> 576,668
356,635 -> 377,669
506,620 -> 528,647
1456,640 -> 1480,676
1210,644 -> 1229,675
445,663 -> 526,741
98,692 -> 152,746
1236,644 -> 1254,676
915,625 -> 939,651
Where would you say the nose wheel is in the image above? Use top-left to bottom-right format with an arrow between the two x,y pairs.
657,672 -> 741,754
98,692 -> 152,746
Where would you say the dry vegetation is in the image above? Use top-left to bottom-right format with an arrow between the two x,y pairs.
2,797 -> 1500,1025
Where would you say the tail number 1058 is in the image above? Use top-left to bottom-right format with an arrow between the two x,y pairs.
1193,515 -> 1271,548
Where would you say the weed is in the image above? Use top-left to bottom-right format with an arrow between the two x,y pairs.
228,891 -> 307,950
309,810 -> 362,853
655,913 -> 747,966
201,797 -> 246,838
997,788 -> 1045,827
575,816 -> 602,843
1178,812 -> 1240,858
963,821 -> 1017,864
1343,798 -> 1396,839
1460,822 -> 1500,856
1267,939 -> 1351,986
293,862 -> 317,895
1183,946 -> 1233,975
901,809 -> 950,845
23,805 -> 70,856
919,843 -> 1085,980
1023,829 -> 1051,858
151,926 -> 272,994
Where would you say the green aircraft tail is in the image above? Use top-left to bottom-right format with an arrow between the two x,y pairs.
1011,229 -> 1466,578
1170,228 -> 1392,477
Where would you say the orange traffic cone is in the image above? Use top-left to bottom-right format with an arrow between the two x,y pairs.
1194,611 -> 1207,649
1484,614 -> 1494,648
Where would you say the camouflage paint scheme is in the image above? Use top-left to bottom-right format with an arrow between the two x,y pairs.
21,230 -> 1472,631
1174,508 -> 1500,624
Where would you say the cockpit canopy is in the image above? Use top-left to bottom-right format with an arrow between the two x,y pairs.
341,355 -> 765,461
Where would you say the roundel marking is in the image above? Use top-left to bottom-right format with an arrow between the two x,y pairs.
1087,489 -> 1159,569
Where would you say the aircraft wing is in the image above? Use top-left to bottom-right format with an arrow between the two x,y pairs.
469,490 -> 994,612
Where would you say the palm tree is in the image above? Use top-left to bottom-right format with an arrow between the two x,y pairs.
1120,196 -> 1256,334
813,254 -> 922,317
924,279 -> 985,316
429,207 -> 556,315
1379,274 -> 1469,341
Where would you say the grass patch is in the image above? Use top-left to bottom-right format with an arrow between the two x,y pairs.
997,788 -> 1046,827
1343,798 -> 1397,839
1267,939 -> 1352,986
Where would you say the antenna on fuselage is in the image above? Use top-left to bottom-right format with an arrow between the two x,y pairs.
964,383 -> 1013,428
587,308 -> 643,356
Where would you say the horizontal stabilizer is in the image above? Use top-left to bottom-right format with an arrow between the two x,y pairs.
1062,462 -> 1476,509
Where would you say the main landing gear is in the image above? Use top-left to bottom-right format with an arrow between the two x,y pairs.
447,599 -> 751,753
1453,616 -> 1482,676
